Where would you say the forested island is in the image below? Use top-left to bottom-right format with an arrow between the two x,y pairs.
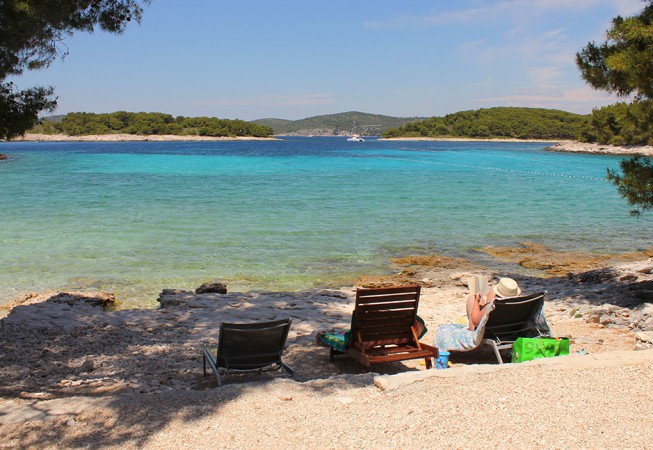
382,107 -> 585,140
32,112 -> 274,138
23,105 -> 653,146
381,103 -> 653,147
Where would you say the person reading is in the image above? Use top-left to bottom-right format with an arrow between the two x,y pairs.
466,277 -> 521,331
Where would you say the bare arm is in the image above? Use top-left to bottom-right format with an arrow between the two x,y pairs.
466,293 -> 491,331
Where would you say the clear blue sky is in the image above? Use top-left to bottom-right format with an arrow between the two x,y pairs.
12,0 -> 647,120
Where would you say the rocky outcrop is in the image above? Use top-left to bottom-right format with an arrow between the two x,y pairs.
195,281 -> 227,294
0,290 -> 115,313
157,289 -> 195,308
546,141 -> 653,157
0,154 -> 7,160
48,292 -> 115,309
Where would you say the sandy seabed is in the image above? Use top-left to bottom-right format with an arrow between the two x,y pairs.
1,243 -> 652,448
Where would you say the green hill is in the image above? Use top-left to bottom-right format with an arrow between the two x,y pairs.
383,107 -> 587,140
253,111 -> 421,136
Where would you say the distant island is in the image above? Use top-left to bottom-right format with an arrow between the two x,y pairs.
252,111 -> 421,136
382,107 -> 585,140
20,107 -> 588,141
30,112 -> 275,138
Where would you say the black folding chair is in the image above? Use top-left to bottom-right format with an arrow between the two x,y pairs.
482,292 -> 550,364
201,318 -> 294,386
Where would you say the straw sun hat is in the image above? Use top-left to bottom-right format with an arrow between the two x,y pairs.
493,277 -> 521,298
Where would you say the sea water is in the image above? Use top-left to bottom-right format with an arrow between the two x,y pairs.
1,137 -> 651,308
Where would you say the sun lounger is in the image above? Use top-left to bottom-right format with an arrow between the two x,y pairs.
201,318 -> 294,386
320,285 -> 438,371
435,291 -> 551,364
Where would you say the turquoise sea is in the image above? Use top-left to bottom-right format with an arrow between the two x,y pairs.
1,137 -> 651,308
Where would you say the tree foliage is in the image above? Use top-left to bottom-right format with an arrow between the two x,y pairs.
35,111 -> 274,137
0,82 -> 56,139
607,157 -> 653,216
382,107 -> 584,140
579,100 -> 653,146
0,0 -> 149,140
576,1 -> 653,216
576,0 -> 653,100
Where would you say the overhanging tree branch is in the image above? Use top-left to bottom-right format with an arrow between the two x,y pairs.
0,0 -> 149,140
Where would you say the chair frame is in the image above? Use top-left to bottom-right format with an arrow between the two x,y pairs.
330,285 -> 438,371
201,318 -> 294,386
482,292 -> 548,364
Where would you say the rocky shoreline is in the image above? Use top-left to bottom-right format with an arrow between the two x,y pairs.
1,248 -> 653,447
384,137 -> 653,157
1,245 -> 652,398
546,141 -> 653,157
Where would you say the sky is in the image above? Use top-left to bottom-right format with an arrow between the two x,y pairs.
11,0 -> 649,121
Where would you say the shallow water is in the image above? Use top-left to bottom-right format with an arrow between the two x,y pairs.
1,137 -> 650,308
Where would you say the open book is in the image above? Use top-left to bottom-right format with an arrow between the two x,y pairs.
468,275 -> 489,296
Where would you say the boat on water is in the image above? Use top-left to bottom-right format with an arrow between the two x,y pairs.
347,135 -> 365,142
347,118 -> 365,141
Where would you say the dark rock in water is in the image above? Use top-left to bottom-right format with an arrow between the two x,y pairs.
157,289 -> 194,308
0,154 -> 7,160
49,292 -> 115,309
195,281 -> 228,294
159,288 -> 193,296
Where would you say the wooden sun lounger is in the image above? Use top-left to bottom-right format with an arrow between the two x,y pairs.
330,285 -> 438,371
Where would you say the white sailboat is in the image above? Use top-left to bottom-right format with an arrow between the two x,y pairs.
347,135 -> 364,142
347,119 -> 365,142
